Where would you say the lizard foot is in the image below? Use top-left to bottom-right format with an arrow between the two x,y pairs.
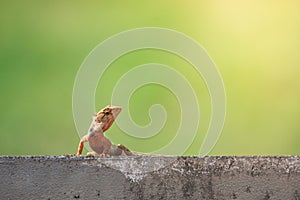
86,152 -> 96,157
87,152 -> 111,157
99,153 -> 111,158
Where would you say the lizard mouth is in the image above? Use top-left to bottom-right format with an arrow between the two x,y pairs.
111,106 -> 122,118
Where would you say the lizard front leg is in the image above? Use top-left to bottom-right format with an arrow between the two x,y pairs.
77,135 -> 88,155
97,138 -> 112,157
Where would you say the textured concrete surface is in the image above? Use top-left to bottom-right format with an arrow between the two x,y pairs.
1,156 -> 300,199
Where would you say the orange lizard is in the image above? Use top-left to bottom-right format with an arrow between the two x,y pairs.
76,105 -> 132,156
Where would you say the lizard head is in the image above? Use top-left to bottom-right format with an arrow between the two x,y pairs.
94,105 -> 122,132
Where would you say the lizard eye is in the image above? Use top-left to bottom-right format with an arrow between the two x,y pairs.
104,112 -> 110,115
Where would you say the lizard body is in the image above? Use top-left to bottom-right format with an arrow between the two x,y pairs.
76,105 -> 132,156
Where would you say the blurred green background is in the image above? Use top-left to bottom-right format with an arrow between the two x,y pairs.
1,1 -> 299,155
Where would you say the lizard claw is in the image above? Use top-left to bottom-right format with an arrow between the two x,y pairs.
99,153 -> 110,158
86,152 -> 111,157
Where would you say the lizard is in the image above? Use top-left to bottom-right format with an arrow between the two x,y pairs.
76,105 -> 132,157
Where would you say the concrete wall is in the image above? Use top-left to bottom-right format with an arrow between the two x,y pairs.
1,156 -> 300,199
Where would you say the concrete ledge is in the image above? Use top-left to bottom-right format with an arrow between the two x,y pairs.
1,156 -> 300,199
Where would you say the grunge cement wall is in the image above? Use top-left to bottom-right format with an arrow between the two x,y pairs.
1,156 -> 300,199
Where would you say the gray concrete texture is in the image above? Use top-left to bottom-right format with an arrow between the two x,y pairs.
1,156 -> 300,199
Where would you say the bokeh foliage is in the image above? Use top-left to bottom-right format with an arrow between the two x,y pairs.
0,1 -> 299,155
